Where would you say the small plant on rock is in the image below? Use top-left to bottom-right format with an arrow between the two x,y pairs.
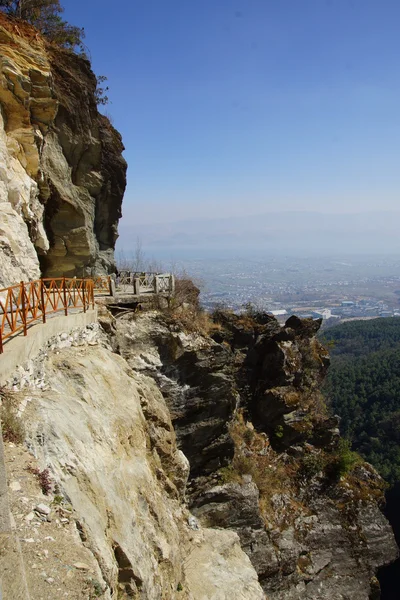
87,578 -> 104,598
27,465 -> 53,495
329,438 -> 362,479
299,452 -> 327,480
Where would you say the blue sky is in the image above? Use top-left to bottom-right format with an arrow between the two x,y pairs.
62,0 -> 400,233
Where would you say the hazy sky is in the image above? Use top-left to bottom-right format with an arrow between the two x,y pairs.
62,0 -> 400,229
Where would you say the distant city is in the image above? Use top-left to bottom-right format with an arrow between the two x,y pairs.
170,254 -> 400,326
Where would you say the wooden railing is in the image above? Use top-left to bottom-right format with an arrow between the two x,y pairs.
116,272 -> 175,295
0,272 -> 175,354
0,278 -> 94,354
92,275 -> 113,295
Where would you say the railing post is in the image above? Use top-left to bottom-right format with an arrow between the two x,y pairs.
62,276 -> 68,316
170,274 -> 175,295
133,277 -> 140,295
155,275 -> 160,295
0,327 -> 3,354
40,279 -> 46,323
20,281 -> 27,336
82,278 -> 86,313
109,276 -> 116,298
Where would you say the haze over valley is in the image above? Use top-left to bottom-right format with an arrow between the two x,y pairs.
118,210 -> 400,257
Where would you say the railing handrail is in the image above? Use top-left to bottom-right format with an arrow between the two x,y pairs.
0,277 -> 95,354
115,272 -> 175,295
0,272 -> 175,354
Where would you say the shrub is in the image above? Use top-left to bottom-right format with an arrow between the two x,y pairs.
95,75 -> 109,106
0,388 -> 24,443
0,0 -> 85,51
330,439 -> 361,479
27,465 -> 53,495
299,452 -> 327,480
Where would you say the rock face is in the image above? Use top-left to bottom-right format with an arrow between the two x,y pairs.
110,309 -> 398,599
0,14 -> 126,287
14,337 -> 264,599
2,306 -> 398,598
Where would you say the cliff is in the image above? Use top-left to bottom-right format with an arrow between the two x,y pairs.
2,306 -> 397,599
0,11 -> 398,600
0,14 -> 126,287
111,308 -> 398,599
2,323 -> 265,600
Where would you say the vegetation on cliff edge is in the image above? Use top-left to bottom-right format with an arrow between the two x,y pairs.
320,317 -> 400,485
0,0 -> 84,49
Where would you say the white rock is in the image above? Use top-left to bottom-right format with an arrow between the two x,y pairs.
188,515 -> 200,530
73,562 -> 90,570
35,503 -> 51,515
9,481 -> 21,491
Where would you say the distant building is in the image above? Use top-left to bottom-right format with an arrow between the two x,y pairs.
312,309 -> 332,319
341,301 -> 355,307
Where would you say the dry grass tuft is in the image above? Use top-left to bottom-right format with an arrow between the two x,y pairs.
226,412 -> 301,526
0,387 -> 25,444
163,276 -> 216,336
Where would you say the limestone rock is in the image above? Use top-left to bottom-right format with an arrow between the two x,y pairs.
184,529 -> 265,600
0,13 -> 126,285
35,503 -> 51,515
21,343 -> 261,599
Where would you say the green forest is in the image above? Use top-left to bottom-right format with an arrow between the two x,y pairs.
320,318 -> 400,485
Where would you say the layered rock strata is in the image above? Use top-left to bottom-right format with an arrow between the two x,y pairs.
110,309 -> 398,599
0,14 -> 126,287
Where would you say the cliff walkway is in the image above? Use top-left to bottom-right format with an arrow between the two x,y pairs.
0,272 -> 175,355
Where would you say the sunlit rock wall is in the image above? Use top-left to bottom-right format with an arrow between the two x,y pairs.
0,14 -> 126,287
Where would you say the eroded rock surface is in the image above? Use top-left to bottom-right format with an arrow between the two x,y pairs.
9,338 -> 264,599
0,14 -> 126,286
110,309 -> 398,599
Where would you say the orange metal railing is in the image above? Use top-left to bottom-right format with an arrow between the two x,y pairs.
92,276 -> 112,295
0,278 -> 94,354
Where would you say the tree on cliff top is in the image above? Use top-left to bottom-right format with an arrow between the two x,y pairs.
0,0 -> 84,50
